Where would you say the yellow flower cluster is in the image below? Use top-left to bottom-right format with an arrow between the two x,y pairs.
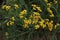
6,21 -> 14,26
2,5 -> 11,11
6,17 -> 15,26
4,2 -> 58,32
22,11 -> 55,31
32,12 -> 40,24
44,0 -> 56,18
23,12 -> 45,29
30,12 -> 41,24
2,4 -> 19,11
23,19 -> 31,28
39,20 -> 46,29
22,12 -> 43,29
19,10 -> 27,18
47,7 -> 54,17
33,12 -> 40,19
32,4 -> 42,12
47,20 -> 53,31
39,20 -> 54,31
14,4 -> 19,9
44,0 -> 58,7
29,12 -> 40,19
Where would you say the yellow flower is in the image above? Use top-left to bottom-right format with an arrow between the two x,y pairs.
47,2 -> 52,7
33,7 -> 36,10
34,16 -> 40,19
2,5 -> 6,9
33,12 -> 40,19
33,12 -> 43,20
24,19 -> 28,24
45,19 -> 49,21
24,19 -> 31,24
29,12 -> 41,19
20,10 -> 27,15
48,27 -> 53,31
50,14 -> 54,17
42,24 -> 46,29
39,20 -> 44,24
23,24 -> 29,28
10,17 -> 15,21
39,20 -> 46,29
5,5 -> 11,11
47,7 -> 54,17
19,15 -> 24,18
32,19 -> 38,24
19,10 -> 27,18
2,5 -> 11,11
44,0 -> 48,2
32,4 -> 37,10
54,23 -> 60,29
14,4 -> 19,9
28,19 -> 32,24
33,12 -> 40,15
32,4 -> 37,7
35,24 -> 40,29
47,21 -> 53,31
6,22 -> 9,26
9,21 -> 14,26
45,22 -> 49,24
50,20 -> 53,23
36,7 -> 42,12
47,7 -> 53,14
19,13 -> 24,18
32,4 -> 42,12
7,21 -> 14,26
45,19 -> 49,24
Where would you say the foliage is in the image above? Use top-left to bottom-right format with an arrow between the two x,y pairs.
0,0 -> 60,40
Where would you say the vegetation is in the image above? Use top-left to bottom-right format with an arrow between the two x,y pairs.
0,0 -> 60,40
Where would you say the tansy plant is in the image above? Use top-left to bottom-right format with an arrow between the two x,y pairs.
0,0 -> 60,40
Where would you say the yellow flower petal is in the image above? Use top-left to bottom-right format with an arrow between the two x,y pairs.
35,24 -> 40,29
